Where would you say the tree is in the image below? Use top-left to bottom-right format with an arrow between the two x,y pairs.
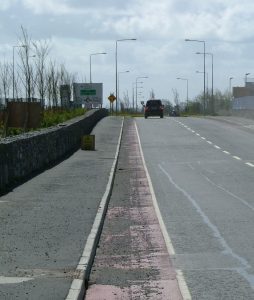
18,26 -> 36,101
0,62 -> 12,104
33,39 -> 50,106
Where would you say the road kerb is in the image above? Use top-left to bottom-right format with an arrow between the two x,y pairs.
65,117 -> 124,300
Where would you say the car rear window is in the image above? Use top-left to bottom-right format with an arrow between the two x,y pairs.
146,100 -> 162,106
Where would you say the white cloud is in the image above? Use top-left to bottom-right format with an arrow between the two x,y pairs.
21,0 -> 84,15
0,0 -> 17,11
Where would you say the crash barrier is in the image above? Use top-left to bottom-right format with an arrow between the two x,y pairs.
0,109 -> 108,192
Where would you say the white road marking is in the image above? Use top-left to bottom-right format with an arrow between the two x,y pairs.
176,120 -> 254,172
66,118 -> 125,300
223,151 -> 230,155
135,123 -> 192,300
199,170 -> 254,212
0,277 -> 33,284
233,156 -> 242,161
159,164 -> 250,272
246,162 -> 254,167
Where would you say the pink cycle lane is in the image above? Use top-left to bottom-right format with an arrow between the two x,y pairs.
85,118 -> 183,299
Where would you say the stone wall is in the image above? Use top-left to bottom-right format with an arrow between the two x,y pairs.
0,109 -> 108,192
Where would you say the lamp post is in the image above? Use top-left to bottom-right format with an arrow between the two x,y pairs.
245,73 -> 250,85
196,70 -> 208,110
229,77 -> 233,94
136,76 -> 148,112
26,53 -> 36,101
89,52 -> 106,83
115,38 -> 136,114
132,81 -> 143,112
176,77 -> 189,107
117,70 -> 130,108
196,51 -> 213,114
12,45 -> 26,100
185,39 -> 206,114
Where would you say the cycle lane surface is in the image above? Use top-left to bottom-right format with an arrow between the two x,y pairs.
86,118 -> 183,299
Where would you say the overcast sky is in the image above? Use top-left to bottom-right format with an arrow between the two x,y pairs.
1,0 -> 254,106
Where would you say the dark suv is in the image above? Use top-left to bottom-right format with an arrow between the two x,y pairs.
144,99 -> 164,118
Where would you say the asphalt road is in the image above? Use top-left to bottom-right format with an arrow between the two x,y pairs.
135,116 -> 254,299
0,116 -> 122,300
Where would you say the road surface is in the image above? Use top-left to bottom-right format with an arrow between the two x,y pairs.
135,116 -> 254,299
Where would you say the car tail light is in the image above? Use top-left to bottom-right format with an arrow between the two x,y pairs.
145,107 -> 149,111
160,106 -> 164,110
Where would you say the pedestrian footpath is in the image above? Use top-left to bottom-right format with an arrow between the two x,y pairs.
0,116 -> 123,300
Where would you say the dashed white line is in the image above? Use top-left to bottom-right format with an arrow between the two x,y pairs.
246,162 -> 254,167
223,151 -> 230,155
176,121 -> 254,170
233,156 -> 242,161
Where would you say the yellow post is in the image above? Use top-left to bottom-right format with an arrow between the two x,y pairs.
81,135 -> 95,150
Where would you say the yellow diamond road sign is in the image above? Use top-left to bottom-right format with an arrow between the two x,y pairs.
108,95 -> 116,103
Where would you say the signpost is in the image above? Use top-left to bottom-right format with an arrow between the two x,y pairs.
73,83 -> 103,108
108,94 -> 116,115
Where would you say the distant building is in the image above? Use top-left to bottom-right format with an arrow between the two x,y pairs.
232,80 -> 254,109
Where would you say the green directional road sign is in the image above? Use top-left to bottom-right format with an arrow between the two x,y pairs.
80,89 -> 96,96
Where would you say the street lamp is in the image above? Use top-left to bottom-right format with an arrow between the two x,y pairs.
12,44 -> 26,100
176,77 -> 189,107
136,76 -> 148,112
132,81 -> 143,112
185,39 -> 206,114
229,77 -> 233,94
196,51 -> 214,113
196,71 -> 208,110
117,70 -> 130,107
245,73 -> 250,85
115,38 -> 136,114
26,53 -> 36,100
89,52 -> 106,83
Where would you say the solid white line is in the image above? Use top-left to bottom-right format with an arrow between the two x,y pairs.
135,122 -> 192,300
233,156 -> 242,161
245,162 -> 254,167
66,117 -> 124,300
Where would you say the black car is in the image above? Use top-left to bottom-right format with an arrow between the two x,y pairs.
144,99 -> 164,118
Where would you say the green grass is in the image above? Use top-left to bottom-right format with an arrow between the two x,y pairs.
41,107 -> 86,128
0,107 -> 87,137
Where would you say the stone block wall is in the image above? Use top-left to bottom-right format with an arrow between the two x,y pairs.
0,109 -> 108,192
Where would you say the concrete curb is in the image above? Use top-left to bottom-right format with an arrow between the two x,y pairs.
65,117 -> 124,300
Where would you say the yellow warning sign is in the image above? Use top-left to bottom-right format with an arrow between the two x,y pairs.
81,135 -> 95,150
108,94 -> 116,103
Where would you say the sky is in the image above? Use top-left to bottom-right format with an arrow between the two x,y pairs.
1,0 -> 254,107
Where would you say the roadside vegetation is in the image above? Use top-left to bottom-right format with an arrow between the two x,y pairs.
0,107 -> 86,137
